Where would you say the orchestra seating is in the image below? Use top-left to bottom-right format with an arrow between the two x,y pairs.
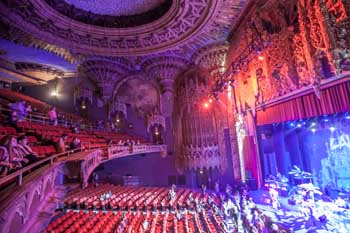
46,185 -> 225,233
63,184 -> 220,211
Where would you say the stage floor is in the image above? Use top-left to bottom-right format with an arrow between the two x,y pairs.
250,190 -> 350,233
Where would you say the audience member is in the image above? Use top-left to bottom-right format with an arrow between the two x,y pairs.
0,135 -> 29,169
49,107 -> 58,126
17,101 -> 26,122
16,135 -> 42,163
0,143 -> 12,176
26,104 -> 32,114
70,137 -> 82,150
57,133 -> 68,153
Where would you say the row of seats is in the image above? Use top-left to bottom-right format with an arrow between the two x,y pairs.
63,185 -> 221,211
0,126 -> 17,135
45,208 -> 224,233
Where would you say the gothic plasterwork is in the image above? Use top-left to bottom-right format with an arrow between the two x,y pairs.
0,0 -> 247,56
14,62 -> 64,76
78,59 -> 132,101
192,42 -> 229,71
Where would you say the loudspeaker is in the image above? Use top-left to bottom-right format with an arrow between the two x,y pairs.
319,215 -> 327,223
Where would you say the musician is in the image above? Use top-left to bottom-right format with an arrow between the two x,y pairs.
269,188 -> 280,209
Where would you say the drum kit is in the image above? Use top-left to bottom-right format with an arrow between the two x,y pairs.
264,166 -> 321,199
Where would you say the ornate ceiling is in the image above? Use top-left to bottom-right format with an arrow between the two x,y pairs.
63,0 -> 166,16
0,0 -> 249,94
0,0 -> 247,56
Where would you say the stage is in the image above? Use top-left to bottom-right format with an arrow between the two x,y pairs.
250,190 -> 350,233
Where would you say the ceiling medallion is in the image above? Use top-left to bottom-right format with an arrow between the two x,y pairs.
46,0 -> 172,28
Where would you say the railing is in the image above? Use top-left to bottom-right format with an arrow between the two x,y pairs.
0,105 -> 105,131
107,144 -> 167,160
0,147 -> 85,187
0,144 -> 164,187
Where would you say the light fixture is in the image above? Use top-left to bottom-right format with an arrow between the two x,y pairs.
51,90 -> 58,97
329,126 -> 336,132
203,102 -> 209,109
311,128 -> 316,133
258,55 -> 264,61
81,99 -> 86,109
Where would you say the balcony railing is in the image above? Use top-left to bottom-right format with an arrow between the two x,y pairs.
0,144 -> 167,188
107,144 -> 167,160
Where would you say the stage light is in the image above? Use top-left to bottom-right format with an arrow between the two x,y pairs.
346,115 -> 350,120
311,128 -> 316,133
81,105 -> 86,109
311,122 -> 316,127
289,122 -> 295,127
116,118 -> 120,123
208,98 -> 213,103
329,126 -> 336,132
296,123 -> 302,128
203,102 -> 209,109
258,55 -> 264,61
324,118 -> 329,122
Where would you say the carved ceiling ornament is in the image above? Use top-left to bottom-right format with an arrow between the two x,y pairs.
142,55 -> 188,117
78,59 -> 132,101
192,42 -> 229,72
14,62 -> 65,77
0,21 -> 83,64
0,0 -> 248,56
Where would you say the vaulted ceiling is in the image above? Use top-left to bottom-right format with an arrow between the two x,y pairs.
0,0 -> 249,86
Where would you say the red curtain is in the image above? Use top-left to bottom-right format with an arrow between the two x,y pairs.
256,80 -> 350,125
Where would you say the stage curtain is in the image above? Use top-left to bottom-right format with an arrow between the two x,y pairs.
256,81 -> 350,125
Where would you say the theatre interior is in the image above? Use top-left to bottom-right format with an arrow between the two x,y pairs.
0,0 -> 350,232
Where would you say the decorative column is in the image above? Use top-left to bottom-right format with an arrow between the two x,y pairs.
142,56 -> 188,118
142,56 -> 188,154
172,42 -> 245,180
